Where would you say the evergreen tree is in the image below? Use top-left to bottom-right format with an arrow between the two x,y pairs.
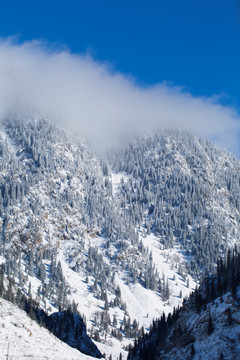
207,312 -> 214,335
191,343 -> 195,357
0,264 -> 4,297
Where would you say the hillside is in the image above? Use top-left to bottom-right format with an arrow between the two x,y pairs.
128,290 -> 240,360
0,298 -> 97,360
0,116 -> 240,358
128,249 -> 240,360
108,130 -> 240,276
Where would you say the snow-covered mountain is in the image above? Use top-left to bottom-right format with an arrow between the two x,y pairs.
0,115 -> 240,358
108,129 -> 240,276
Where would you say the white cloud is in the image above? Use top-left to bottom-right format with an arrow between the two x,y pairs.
0,38 -> 239,154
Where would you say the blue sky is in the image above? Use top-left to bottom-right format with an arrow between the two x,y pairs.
1,0 -> 239,107
0,1 -> 240,155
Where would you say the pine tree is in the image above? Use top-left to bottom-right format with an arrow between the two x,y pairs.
191,343 -> 195,357
28,282 -> 32,297
0,264 -> 4,297
207,312 -> 214,335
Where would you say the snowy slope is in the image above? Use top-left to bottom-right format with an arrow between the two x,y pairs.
111,171 -> 132,197
128,248 -> 240,360
57,235 -> 196,359
0,298 -> 96,360
157,290 -> 240,360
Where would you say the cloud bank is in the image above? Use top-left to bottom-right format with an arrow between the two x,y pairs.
0,38 -> 239,154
